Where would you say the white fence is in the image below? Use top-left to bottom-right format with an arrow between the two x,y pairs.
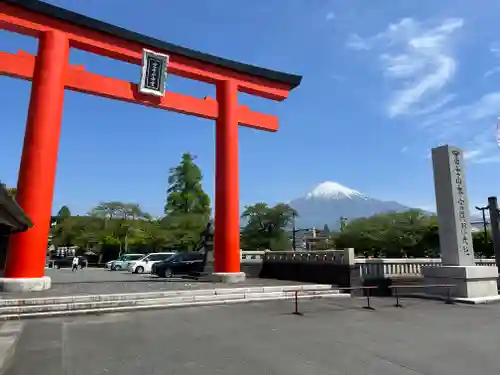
356,258 -> 496,280
240,251 -> 267,263
239,250 -> 497,280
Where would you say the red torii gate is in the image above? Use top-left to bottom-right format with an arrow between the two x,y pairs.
0,0 -> 301,290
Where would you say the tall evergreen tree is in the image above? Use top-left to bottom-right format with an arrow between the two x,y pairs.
162,153 -> 211,250
57,205 -> 71,219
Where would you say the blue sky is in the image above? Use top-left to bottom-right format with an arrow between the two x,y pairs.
2,0 -> 500,216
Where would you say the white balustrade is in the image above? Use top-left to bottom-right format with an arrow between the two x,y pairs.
240,250 -> 266,263
240,250 -> 497,279
355,258 -> 496,280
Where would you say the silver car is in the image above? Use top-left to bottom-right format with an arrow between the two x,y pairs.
107,254 -> 144,271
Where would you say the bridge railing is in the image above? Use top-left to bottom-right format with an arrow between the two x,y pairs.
261,249 -> 354,265
356,258 -> 497,280
239,250 -> 497,280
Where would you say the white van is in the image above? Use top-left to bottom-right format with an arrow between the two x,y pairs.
127,252 -> 176,274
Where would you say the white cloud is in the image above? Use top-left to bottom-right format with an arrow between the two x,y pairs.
463,149 -> 484,161
484,42 -> 500,77
326,11 -> 335,21
347,18 -> 463,118
347,18 -> 500,164
484,67 -> 500,78
421,92 -> 500,163
346,34 -> 371,51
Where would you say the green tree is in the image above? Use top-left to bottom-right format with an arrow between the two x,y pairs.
136,220 -> 172,252
1,183 -> 16,199
472,230 -> 494,258
56,205 -> 71,221
164,153 -> 210,216
90,201 -> 125,220
162,153 -> 211,251
57,205 -> 71,218
51,201 -> 160,258
332,210 -> 437,257
240,203 -> 297,250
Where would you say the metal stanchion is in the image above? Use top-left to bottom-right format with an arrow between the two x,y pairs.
293,290 -> 303,316
394,287 -> 404,308
445,286 -> 455,305
363,287 -> 375,310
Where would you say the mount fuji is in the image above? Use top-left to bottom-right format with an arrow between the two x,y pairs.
289,181 -> 413,229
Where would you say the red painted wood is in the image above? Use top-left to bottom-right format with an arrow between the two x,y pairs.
0,50 -> 278,131
5,31 -> 69,279
0,3 -> 292,100
214,80 -> 241,273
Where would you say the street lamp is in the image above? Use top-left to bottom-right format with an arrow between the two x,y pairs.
290,213 -> 309,251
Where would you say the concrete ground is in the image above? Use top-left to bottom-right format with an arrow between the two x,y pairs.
5,297 -> 500,375
0,268 -> 311,298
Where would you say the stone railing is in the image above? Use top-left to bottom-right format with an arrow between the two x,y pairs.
356,258 -> 496,280
240,251 -> 266,263
240,251 -> 497,280
258,249 -> 355,265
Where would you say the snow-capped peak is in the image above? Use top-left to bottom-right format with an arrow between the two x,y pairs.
305,181 -> 368,200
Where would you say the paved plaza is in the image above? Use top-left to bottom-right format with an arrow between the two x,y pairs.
5,297 -> 500,375
0,268 -> 308,299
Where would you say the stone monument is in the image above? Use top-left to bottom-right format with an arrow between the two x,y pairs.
422,145 -> 499,302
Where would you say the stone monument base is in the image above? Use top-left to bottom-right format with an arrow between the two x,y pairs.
422,266 -> 499,303
210,272 -> 246,284
0,276 -> 51,292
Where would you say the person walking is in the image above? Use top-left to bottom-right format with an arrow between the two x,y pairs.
72,256 -> 79,272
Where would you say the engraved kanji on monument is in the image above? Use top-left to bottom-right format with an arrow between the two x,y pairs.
432,145 -> 475,266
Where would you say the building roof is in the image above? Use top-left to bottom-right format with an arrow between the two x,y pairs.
0,185 -> 32,233
7,0 -> 302,89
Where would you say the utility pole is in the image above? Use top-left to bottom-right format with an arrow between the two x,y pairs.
292,211 -> 297,251
475,205 -> 489,246
488,197 -> 500,275
339,216 -> 348,232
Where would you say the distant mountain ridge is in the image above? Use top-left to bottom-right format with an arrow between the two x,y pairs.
289,181 -> 414,229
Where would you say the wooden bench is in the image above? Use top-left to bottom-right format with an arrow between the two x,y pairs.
389,284 -> 456,307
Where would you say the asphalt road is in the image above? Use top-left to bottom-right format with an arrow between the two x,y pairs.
5,297 -> 500,375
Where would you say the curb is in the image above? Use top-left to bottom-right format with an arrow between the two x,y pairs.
0,284 -> 335,307
0,322 -> 23,374
407,293 -> 500,305
0,289 -> 343,315
0,292 -> 350,320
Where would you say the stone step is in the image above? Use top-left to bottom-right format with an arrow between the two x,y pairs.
0,284 -> 335,307
0,289 -> 342,315
0,290 -> 350,320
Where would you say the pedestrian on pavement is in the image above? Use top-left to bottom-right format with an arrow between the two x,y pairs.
72,256 -> 79,272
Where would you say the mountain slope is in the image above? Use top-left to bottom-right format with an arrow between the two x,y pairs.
289,181 -> 413,229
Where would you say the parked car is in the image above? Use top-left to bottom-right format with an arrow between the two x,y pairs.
127,252 -> 176,274
106,253 -> 143,271
151,252 -> 205,278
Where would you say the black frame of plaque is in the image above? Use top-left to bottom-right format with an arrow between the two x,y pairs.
139,49 -> 169,97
